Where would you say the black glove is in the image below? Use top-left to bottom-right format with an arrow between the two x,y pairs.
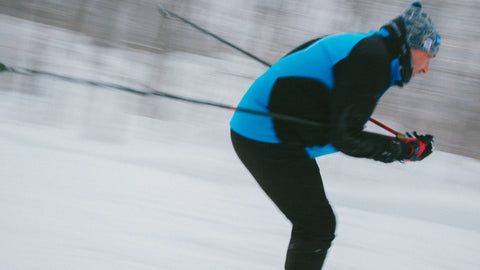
403,131 -> 434,161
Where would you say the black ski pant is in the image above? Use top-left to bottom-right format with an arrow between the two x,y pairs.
231,130 -> 336,270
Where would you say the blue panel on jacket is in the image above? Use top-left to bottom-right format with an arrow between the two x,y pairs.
230,32 -> 375,157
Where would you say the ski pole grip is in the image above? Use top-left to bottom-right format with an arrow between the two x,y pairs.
395,132 -> 408,142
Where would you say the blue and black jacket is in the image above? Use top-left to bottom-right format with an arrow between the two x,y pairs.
230,19 -> 412,162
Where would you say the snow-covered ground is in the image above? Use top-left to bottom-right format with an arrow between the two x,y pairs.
1,13 -> 480,270
1,112 -> 480,270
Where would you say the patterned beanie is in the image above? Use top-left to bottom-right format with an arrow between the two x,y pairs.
401,2 -> 440,56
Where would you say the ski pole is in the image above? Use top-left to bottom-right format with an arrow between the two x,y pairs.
369,117 -> 407,142
0,62 -> 322,127
1,62 -> 405,137
157,5 -> 272,68
157,5 -> 401,136
1,61 -> 405,138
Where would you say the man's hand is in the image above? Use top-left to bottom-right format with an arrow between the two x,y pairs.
403,131 -> 434,161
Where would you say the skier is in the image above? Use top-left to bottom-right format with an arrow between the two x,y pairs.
230,2 -> 438,269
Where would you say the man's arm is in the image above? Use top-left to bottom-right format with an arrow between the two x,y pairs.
328,37 -> 411,162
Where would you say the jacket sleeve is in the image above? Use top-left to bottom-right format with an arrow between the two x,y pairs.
329,38 -> 410,162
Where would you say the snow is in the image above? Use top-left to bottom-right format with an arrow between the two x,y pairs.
1,13 -> 480,270
2,113 -> 480,270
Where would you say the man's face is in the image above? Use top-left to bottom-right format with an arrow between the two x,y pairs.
411,48 -> 434,78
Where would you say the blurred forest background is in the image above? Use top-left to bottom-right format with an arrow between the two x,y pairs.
0,0 -> 479,159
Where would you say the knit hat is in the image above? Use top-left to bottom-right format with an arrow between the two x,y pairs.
401,2 -> 440,56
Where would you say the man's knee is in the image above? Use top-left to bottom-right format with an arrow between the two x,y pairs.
290,208 -> 337,251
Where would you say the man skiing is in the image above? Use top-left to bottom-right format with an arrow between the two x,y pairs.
230,2 -> 439,269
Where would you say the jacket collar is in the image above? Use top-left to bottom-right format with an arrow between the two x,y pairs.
378,17 -> 413,86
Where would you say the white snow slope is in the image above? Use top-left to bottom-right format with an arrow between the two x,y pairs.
1,114 -> 480,270
1,13 -> 480,270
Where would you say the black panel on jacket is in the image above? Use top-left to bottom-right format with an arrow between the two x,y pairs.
329,34 -> 405,162
283,37 -> 324,57
268,77 -> 331,147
